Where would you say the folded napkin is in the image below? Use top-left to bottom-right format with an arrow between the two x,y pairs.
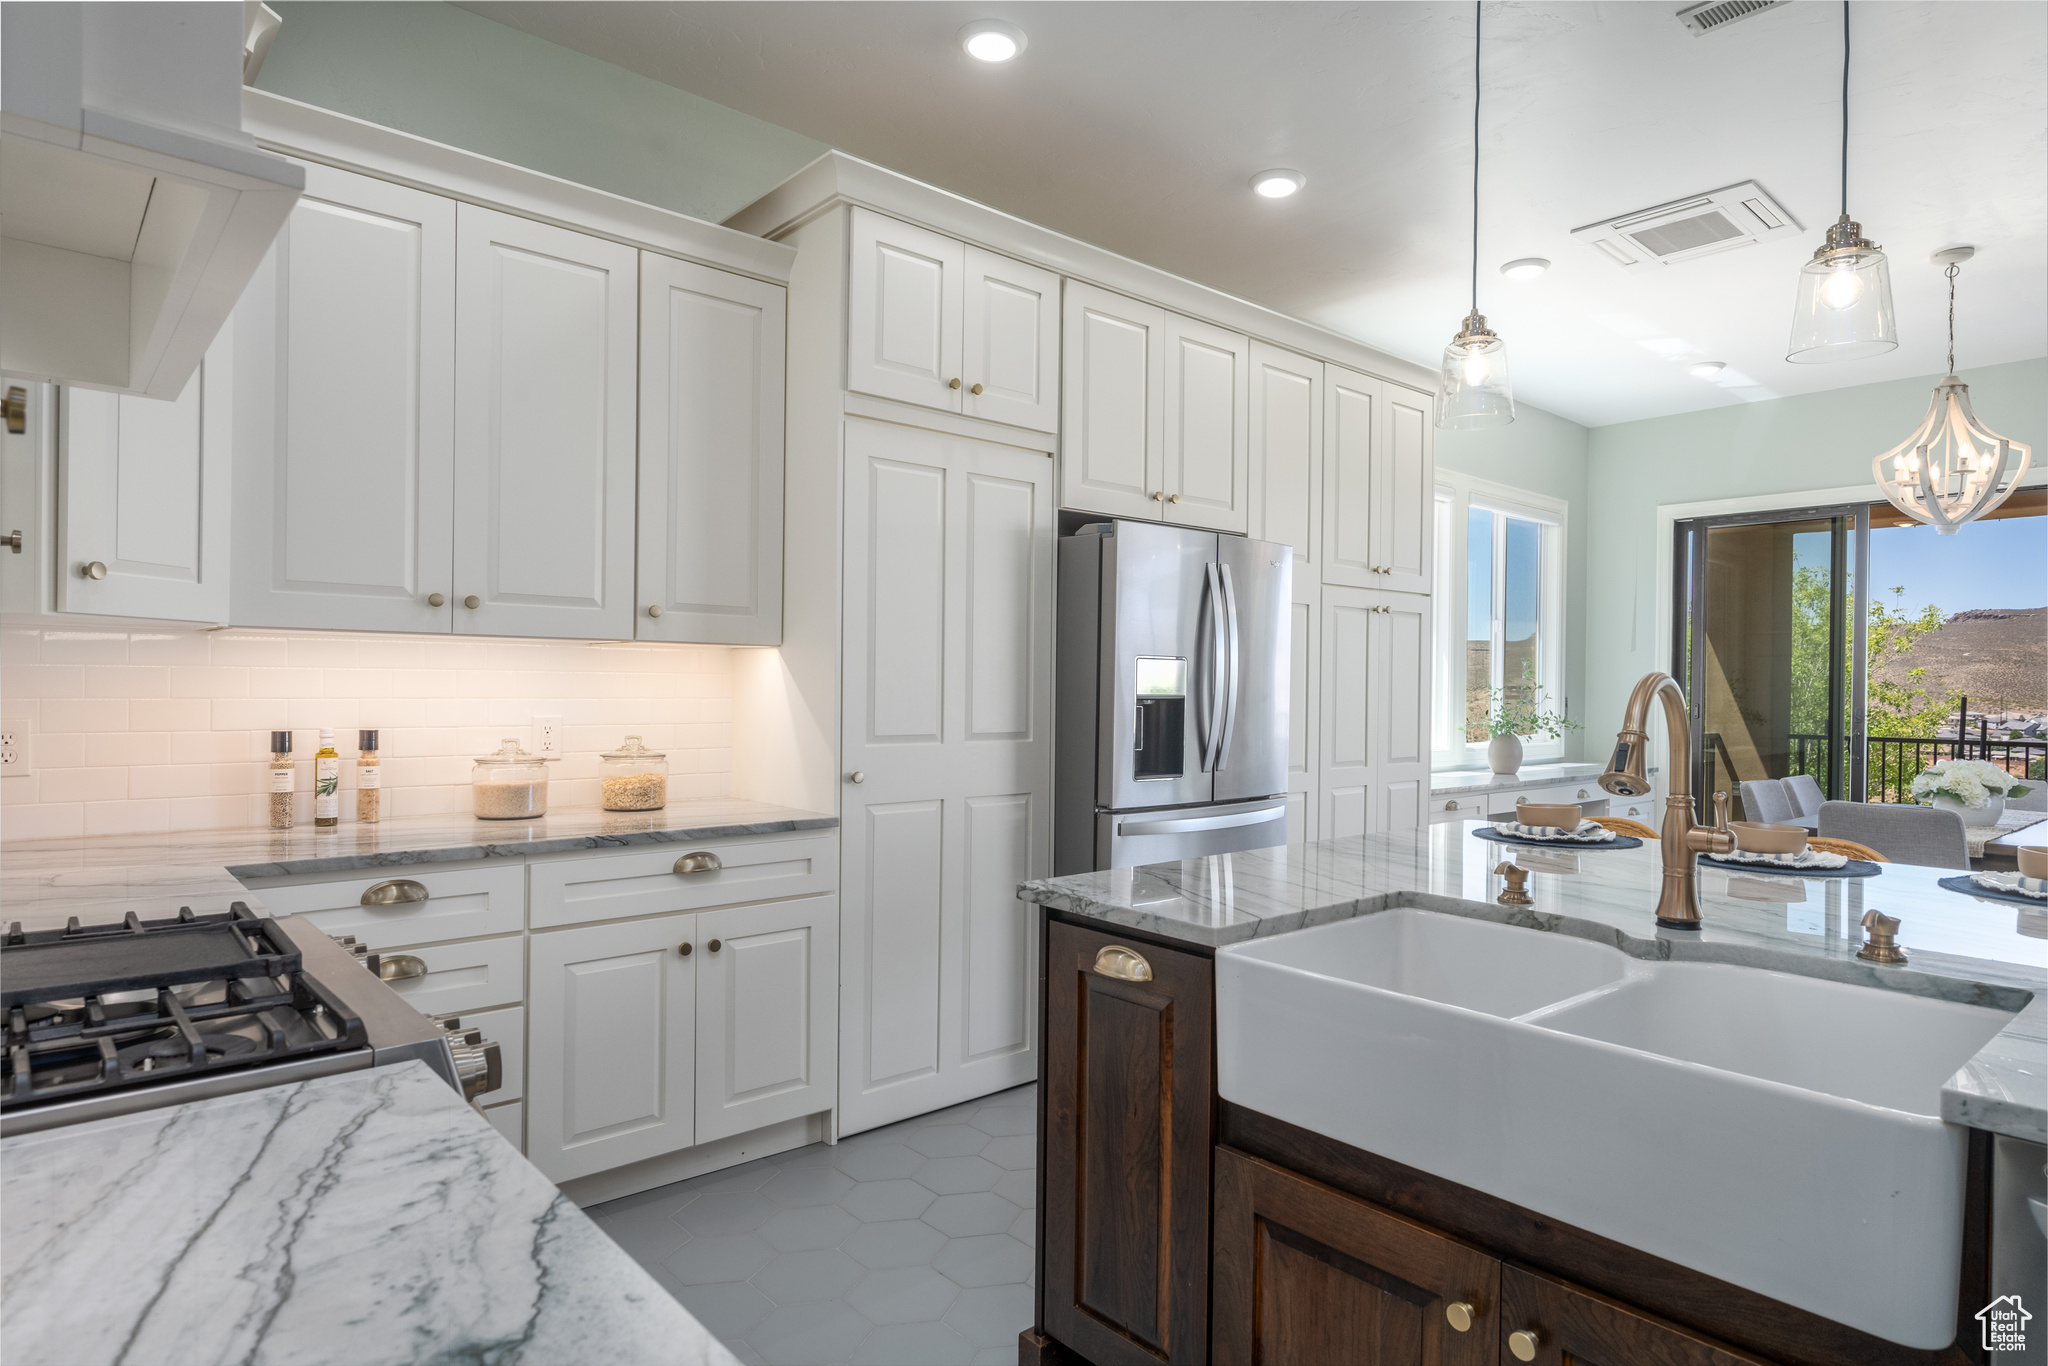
1494,819 -> 1617,843
1711,847 -> 1849,870
1972,872 -> 2048,900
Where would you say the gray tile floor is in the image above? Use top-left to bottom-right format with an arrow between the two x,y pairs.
590,1084 -> 1036,1366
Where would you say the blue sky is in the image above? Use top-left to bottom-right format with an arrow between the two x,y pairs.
1789,514 -> 2046,619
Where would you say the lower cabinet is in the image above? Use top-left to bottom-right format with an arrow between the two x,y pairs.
1042,918 -> 1213,1366
526,894 -> 835,1184
1499,1265 -> 1776,1366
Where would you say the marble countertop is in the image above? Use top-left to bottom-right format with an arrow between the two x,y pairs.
1019,823 -> 2048,1144
1429,763 -> 1605,797
0,1060 -> 737,1366
0,799 -> 837,931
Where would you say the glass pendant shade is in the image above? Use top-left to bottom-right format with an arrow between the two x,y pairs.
1436,312 -> 1513,429
1787,215 -> 1898,363
1874,378 -> 2033,534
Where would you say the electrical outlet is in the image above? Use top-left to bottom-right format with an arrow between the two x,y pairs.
0,725 -> 31,777
533,716 -> 562,756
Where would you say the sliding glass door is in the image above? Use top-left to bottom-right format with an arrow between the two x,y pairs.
1674,506 -> 1868,819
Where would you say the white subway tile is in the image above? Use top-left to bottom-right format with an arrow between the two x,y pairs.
129,765 -> 212,799
2,774 -> 39,804
41,632 -> 129,666
131,698 -> 212,731
43,698 -> 128,733
170,730 -> 246,765
40,766 -> 128,804
35,733 -> 85,769
88,731 -> 170,767
4,665 -> 86,697
248,667 -> 325,698
210,633 -> 291,667
211,698 -> 290,732
2,627 -> 44,666
172,666 -> 250,698
84,798 -> 171,837
286,635 -> 360,669
126,632 -> 212,665
169,795 -> 263,833
2,802 -> 82,841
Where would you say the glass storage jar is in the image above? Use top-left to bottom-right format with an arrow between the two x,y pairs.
471,739 -> 556,819
599,735 -> 668,811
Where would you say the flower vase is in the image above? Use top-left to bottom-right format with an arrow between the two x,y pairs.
1487,734 -> 1523,778
1933,793 -> 2003,826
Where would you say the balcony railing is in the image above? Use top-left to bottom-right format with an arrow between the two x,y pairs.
1788,732 -> 2047,804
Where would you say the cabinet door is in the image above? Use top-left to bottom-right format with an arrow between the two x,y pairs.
839,417 -> 1053,1134
231,163 -> 455,633
1286,591 -> 1320,844
637,253 -> 786,645
1499,1264 -> 1775,1366
694,895 -> 836,1143
527,911 -> 696,1183
1249,342 -> 1321,576
962,246 -> 1060,433
1319,586 -> 1432,838
1160,314 -> 1249,533
1375,382 -> 1434,595
1319,587 -> 1375,840
1212,1148 -> 1501,1366
58,325 -> 230,622
847,208 -> 964,412
1060,281 -> 1165,520
453,206 -> 637,640
1043,919 -> 1212,1366
1321,363 -> 1380,588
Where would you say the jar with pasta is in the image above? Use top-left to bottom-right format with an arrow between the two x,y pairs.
470,739 -> 556,819
598,735 -> 668,811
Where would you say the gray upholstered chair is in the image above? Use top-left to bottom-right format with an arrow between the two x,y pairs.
1738,779 -> 1795,825
1817,801 -> 1969,869
1782,774 -> 1826,820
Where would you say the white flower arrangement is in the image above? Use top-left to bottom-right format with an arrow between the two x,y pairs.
1911,758 -> 2031,807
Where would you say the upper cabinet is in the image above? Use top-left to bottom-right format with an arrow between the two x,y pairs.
1248,341 -> 1322,572
1060,281 -> 1249,533
1322,365 -> 1434,595
846,208 -> 1058,434
637,254 -> 786,645
452,206 -> 637,640
232,163 -> 456,634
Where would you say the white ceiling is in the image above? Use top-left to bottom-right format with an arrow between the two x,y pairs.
459,1 -> 2048,428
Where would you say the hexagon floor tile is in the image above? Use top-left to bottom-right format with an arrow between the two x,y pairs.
593,1082 -> 1037,1364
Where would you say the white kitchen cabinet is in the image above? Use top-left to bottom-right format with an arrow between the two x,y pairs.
1249,342 -> 1322,574
1317,586 -> 1431,838
839,417 -> 1052,1134
637,253 -> 786,645
56,325 -> 232,622
694,895 -> 837,1143
1321,364 -> 1378,589
453,206 -> 637,640
247,863 -> 526,949
1059,281 -> 1165,520
527,910 -> 698,1183
1160,314 -> 1250,533
1375,382 -> 1434,595
962,246 -> 1060,432
1322,366 -> 1434,594
232,162 -> 456,633
528,834 -> 836,930
377,933 -> 526,1019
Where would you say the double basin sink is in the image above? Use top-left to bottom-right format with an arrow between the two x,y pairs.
1216,908 -> 2017,1349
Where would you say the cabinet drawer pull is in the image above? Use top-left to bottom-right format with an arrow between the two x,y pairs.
678,941 -> 692,956
1508,1329 -> 1541,1362
707,938 -> 722,953
673,851 -> 722,875
1093,945 -> 1152,982
378,953 -> 428,982
1444,1300 -> 1476,1332
1576,788 -> 1589,798
1444,800 -> 1460,812
361,879 -> 430,907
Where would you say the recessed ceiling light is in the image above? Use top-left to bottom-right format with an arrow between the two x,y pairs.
1499,257 -> 1550,280
1688,361 -> 1727,378
959,20 -> 1025,62
1250,169 -> 1305,199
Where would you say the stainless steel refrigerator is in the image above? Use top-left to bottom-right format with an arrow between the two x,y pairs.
1055,520 -> 1292,873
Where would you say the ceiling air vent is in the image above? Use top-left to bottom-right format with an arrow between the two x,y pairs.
1676,0 -> 1790,36
1571,181 -> 1800,270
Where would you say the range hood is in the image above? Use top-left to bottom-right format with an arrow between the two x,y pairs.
0,2 -> 302,399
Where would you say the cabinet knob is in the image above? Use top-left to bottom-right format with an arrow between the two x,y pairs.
647,604 -> 664,618
1151,490 -> 1165,502
2,385 -> 24,435
677,941 -> 692,956
1444,1301 -> 1476,1333
463,595 -> 480,610
1168,494 -> 1181,504
848,770 -> 865,784
427,592 -> 446,607
948,377 -> 962,390
673,851 -> 722,875
2,530 -> 20,554
969,382 -> 984,395
1508,1329 -> 1542,1362
707,938 -> 722,952
80,560 -> 107,580
1576,789 -> 1589,798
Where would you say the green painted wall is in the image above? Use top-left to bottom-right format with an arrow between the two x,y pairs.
1581,356 -> 2048,742
1437,402 -> 1594,762
254,2 -> 825,224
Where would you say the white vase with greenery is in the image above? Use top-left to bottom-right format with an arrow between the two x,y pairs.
1913,758 -> 2028,826
1480,663 -> 1580,780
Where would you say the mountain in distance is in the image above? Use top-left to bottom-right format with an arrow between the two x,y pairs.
1872,606 -> 2048,716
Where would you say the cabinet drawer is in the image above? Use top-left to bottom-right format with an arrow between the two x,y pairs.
529,834 -> 835,929
247,864 -> 525,949
451,1003 -> 525,1106
483,1101 -> 524,1152
1430,794 -> 1488,824
379,933 -> 525,1016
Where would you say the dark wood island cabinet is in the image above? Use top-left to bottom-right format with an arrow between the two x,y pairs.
1026,907 -> 1991,1366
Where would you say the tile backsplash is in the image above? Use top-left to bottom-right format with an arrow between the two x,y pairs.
0,626 -> 732,841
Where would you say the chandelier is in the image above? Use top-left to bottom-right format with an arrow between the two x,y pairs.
1872,250 -> 2032,534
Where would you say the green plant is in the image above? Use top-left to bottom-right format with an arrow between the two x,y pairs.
1482,661 -> 1581,741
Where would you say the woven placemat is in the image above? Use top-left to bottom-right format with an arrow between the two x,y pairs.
1937,875 -> 2048,908
1699,854 -> 1881,880
1472,827 -> 1643,852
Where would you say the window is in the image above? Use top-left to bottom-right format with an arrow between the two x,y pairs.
1432,474 -> 1568,769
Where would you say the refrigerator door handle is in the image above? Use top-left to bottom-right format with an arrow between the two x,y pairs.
1197,561 -> 1222,772
1216,562 -> 1240,769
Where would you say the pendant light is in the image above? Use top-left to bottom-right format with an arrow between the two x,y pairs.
1872,250 -> 2033,534
1436,0 -> 1514,429
1787,1 -> 1897,363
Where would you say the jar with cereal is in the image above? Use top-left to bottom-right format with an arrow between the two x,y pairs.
598,735 -> 668,811
471,739 -> 556,819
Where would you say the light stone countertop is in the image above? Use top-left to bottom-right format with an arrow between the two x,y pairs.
0,1060 -> 738,1366
1428,762 -> 1606,798
1019,822 -> 2048,1144
0,800 -> 838,931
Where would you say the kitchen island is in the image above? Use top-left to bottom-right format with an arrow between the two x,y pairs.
1018,824 -> 2046,1366
0,1060 -> 736,1366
